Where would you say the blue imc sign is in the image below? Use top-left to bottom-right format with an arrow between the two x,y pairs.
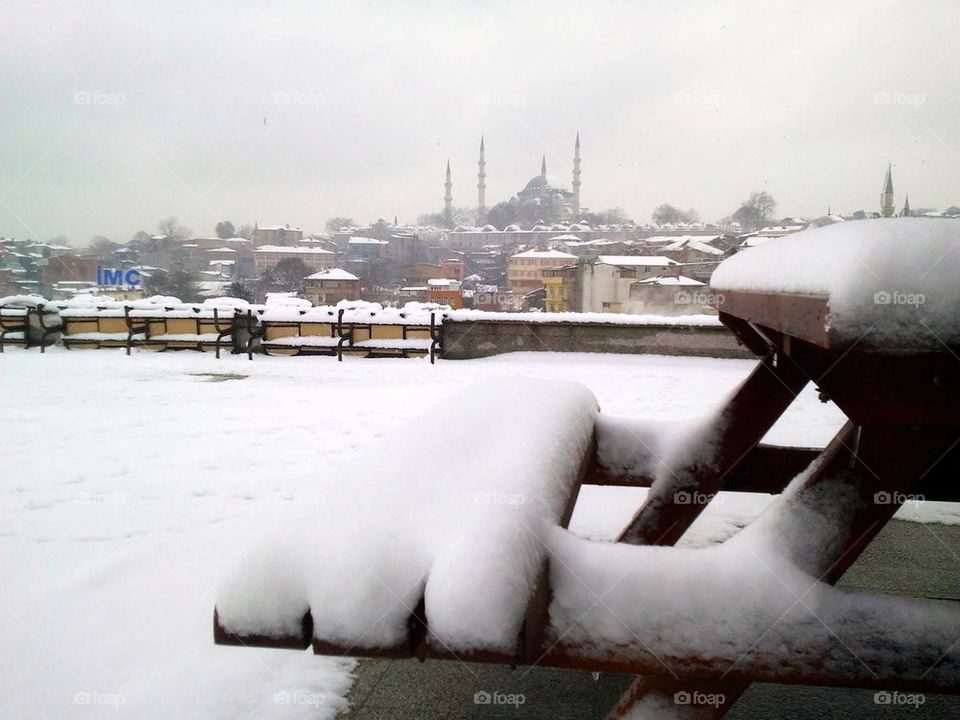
97,267 -> 142,288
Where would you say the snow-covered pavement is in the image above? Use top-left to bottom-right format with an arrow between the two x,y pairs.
0,348 -> 954,719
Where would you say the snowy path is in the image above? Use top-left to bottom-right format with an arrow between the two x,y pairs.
0,348 -> 952,719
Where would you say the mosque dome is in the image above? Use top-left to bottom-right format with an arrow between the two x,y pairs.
523,174 -> 570,193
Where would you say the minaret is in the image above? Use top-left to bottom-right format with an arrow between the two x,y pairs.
540,155 -> 547,181
572,132 -> 582,218
902,194 -> 911,217
880,164 -> 895,218
443,159 -> 453,228
477,137 -> 486,226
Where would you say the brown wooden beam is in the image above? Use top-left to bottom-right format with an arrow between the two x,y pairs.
607,420 -> 960,718
617,350 -> 809,546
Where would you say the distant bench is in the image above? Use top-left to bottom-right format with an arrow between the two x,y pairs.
0,306 -> 29,351
0,300 -> 62,352
262,307 -> 444,363
60,303 -> 263,359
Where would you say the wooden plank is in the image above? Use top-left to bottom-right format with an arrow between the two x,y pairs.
213,608 -> 312,650
719,291 -> 832,348
586,443 -> 819,494
617,350 -> 809,546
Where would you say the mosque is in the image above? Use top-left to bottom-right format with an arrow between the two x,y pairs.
443,134 -> 583,228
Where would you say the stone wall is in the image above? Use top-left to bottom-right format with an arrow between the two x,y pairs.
441,319 -> 751,360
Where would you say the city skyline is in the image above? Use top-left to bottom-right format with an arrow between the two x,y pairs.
1,1 -> 957,242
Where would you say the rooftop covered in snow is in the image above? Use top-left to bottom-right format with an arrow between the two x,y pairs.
597,255 -> 678,267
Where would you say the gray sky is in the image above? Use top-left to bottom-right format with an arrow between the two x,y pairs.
1,0 -> 958,244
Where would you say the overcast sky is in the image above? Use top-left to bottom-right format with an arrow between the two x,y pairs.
1,0 -> 958,243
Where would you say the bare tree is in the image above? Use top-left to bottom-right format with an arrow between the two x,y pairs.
89,236 -> 120,258
259,258 -> 310,294
144,269 -> 201,302
215,221 -> 236,239
142,217 -> 192,270
652,204 -> 698,225
157,216 -> 191,243
325,217 -> 356,234
733,192 -> 777,231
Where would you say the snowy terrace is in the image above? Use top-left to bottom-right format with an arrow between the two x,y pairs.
1,346 -> 958,719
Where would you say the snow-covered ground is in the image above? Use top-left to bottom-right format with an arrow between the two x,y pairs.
0,348 -> 955,719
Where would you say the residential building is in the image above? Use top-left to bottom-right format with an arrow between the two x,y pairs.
254,245 -> 334,274
440,258 -> 465,281
303,268 -> 361,305
580,255 -> 680,313
543,264 -> 580,312
346,236 -> 390,260
404,263 -> 442,284
622,275 -> 713,316
427,278 -> 463,309
507,248 -> 578,294
252,225 -> 303,247
39,254 -> 98,288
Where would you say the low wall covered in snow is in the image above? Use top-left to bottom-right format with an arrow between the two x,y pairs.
441,316 -> 750,360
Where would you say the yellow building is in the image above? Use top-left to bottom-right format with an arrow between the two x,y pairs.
543,264 -> 579,312
508,248 -> 578,294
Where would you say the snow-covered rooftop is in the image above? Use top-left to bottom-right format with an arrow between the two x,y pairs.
254,245 -> 333,255
511,249 -> 578,260
348,237 -> 389,245
597,255 -> 678,267
306,268 -> 359,281
635,275 -> 705,286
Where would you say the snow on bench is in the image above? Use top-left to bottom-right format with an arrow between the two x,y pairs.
260,301 -> 446,361
0,295 -> 61,351
215,377 -> 598,658
352,338 -> 434,351
58,296 -> 262,358
0,305 -> 30,351
710,217 -> 960,349
544,469 -> 960,689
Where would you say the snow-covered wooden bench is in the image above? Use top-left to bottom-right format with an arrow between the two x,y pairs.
260,302 -> 446,363
60,302 -> 145,352
215,378 -> 597,659
0,295 -> 62,352
0,304 -> 30,351
261,306 -> 350,359
59,297 -> 263,358
340,307 -> 444,363
215,219 -> 960,717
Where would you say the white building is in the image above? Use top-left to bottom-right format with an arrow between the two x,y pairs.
580,255 -> 680,313
254,245 -> 335,274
